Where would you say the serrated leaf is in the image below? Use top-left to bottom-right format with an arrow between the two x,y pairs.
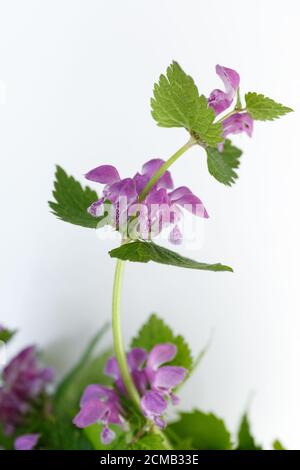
151,61 -> 200,129
192,95 -> 223,147
109,241 -> 233,272
206,139 -> 242,186
166,410 -> 232,450
0,327 -> 17,344
236,414 -> 262,450
245,92 -> 293,121
273,439 -> 286,450
131,314 -> 193,370
151,61 -> 223,147
49,166 -> 108,228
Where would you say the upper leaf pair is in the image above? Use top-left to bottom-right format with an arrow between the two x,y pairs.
151,61 -> 292,186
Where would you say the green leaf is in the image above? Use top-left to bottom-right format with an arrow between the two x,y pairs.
166,410 -> 232,450
131,314 -> 193,371
206,139 -> 242,186
151,61 -> 223,147
192,95 -> 223,147
273,439 -> 286,450
245,92 -> 293,121
151,61 -> 200,129
0,327 -> 17,343
49,166 -> 108,228
54,324 -> 111,418
236,414 -> 262,450
109,241 -> 233,273
129,433 -> 168,450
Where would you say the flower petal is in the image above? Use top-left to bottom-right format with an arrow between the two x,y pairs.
169,186 -> 208,218
208,89 -> 232,116
85,165 -> 120,184
14,434 -> 40,450
101,426 -> 116,445
153,366 -> 187,391
208,65 -> 240,116
222,112 -> 254,138
104,357 -> 120,381
107,178 -> 137,204
142,159 -> 174,190
73,398 -> 107,428
215,65 -> 240,98
80,384 -> 117,407
127,348 -> 147,370
141,390 -> 167,420
147,343 -> 177,372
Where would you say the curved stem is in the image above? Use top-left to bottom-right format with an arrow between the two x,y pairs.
139,137 -> 196,201
111,136 -> 197,413
112,259 -> 140,409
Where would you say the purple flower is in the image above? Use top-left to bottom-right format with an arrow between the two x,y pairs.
222,112 -> 253,139
85,159 -> 208,244
105,348 -> 148,395
105,344 -> 187,430
141,344 -> 187,427
73,385 -> 124,445
208,65 -> 240,115
0,346 -> 54,435
14,433 -> 40,450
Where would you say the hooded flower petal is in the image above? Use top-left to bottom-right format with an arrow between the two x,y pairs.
105,349 -> 148,395
85,165 -> 120,184
141,390 -> 167,428
222,112 -> 254,138
146,343 -> 177,375
73,398 -> 107,428
208,65 -> 240,115
127,348 -> 147,370
14,433 -> 40,450
216,65 -> 240,98
169,186 -> 209,218
152,366 -> 187,392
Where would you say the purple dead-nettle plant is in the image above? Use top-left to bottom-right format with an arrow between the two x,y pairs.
46,61 -> 292,450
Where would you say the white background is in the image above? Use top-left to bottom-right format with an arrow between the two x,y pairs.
0,0 -> 299,449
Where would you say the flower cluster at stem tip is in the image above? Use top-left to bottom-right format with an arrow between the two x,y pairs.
85,65 -> 253,244
73,344 -> 187,444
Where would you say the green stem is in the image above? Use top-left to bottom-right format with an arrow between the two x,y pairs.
112,259 -> 140,409
216,107 -> 246,123
111,136 -> 196,415
139,136 -> 196,201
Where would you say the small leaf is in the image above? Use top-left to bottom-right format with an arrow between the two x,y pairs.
236,414 -> 262,450
245,92 -> 293,121
273,439 -> 286,450
131,314 -> 193,370
151,61 -> 223,147
166,410 -> 232,450
109,241 -> 233,273
49,166 -> 108,228
206,139 -> 242,186
0,327 -> 17,343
